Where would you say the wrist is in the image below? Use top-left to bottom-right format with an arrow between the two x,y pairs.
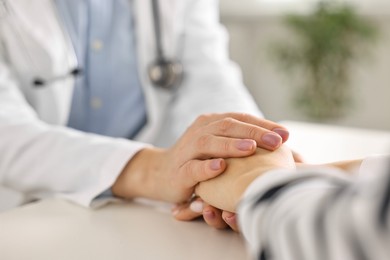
233,168 -> 273,210
112,147 -> 166,200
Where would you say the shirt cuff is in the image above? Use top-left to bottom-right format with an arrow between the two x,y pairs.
96,188 -> 113,199
90,188 -> 121,208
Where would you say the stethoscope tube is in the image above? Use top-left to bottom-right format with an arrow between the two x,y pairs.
148,0 -> 183,90
33,68 -> 83,87
151,0 -> 164,61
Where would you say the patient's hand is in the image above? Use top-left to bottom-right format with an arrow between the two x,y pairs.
195,146 -> 296,213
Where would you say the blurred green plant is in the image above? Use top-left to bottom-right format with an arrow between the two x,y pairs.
271,0 -> 379,120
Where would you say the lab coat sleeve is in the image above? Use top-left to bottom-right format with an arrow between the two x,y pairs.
155,0 -> 263,146
238,155 -> 390,260
0,42 -> 148,207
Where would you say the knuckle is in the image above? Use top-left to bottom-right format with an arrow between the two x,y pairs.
183,160 -> 212,184
189,161 -> 204,183
179,162 -> 195,187
196,113 -> 213,124
197,134 -> 211,150
182,161 -> 193,176
200,162 -> 209,177
221,140 -> 231,152
238,112 -> 250,121
218,118 -> 235,133
195,114 -> 207,123
247,126 -> 261,140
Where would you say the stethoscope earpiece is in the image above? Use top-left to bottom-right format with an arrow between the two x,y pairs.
148,59 -> 183,90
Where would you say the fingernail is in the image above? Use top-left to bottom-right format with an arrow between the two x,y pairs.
210,159 -> 223,171
262,133 -> 282,148
172,208 -> 180,216
190,201 -> 204,213
236,139 -> 256,151
273,128 -> 289,142
224,215 -> 236,225
203,210 -> 215,219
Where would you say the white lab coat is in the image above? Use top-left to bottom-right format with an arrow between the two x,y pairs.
0,0 -> 261,208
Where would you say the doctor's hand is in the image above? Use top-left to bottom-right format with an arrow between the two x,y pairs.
112,113 -> 289,203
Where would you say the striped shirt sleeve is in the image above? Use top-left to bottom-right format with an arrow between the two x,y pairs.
238,155 -> 390,260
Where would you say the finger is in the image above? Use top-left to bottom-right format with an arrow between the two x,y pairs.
179,158 -> 226,188
204,118 -> 284,150
194,135 -> 257,159
222,211 -> 240,232
203,204 -> 228,230
172,200 -> 204,221
194,113 -> 289,142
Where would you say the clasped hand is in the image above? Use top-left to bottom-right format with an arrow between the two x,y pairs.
173,146 -> 296,231
160,113 -> 289,203
113,112 -> 291,230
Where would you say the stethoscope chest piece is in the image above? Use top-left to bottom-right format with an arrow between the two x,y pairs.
148,59 -> 183,90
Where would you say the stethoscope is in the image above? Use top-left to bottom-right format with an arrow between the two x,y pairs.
1,0 -> 183,90
147,0 -> 183,90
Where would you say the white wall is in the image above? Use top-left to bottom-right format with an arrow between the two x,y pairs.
220,0 -> 390,131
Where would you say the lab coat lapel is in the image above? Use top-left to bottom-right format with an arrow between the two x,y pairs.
4,0 -> 76,125
5,0 -> 77,76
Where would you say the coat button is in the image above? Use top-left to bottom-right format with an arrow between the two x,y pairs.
90,97 -> 102,109
91,40 -> 104,51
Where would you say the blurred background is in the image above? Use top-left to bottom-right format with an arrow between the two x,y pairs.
219,0 -> 390,130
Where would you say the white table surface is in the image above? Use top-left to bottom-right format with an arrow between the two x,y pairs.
0,199 -> 248,260
1,121 -> 389,260
282,121 -> 390,164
